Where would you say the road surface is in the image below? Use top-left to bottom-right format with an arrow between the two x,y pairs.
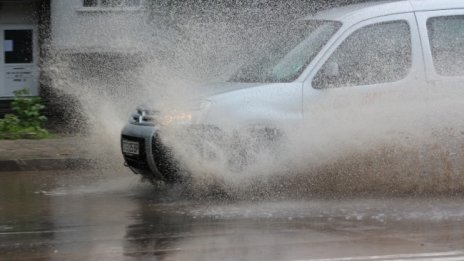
1,170 -> 464,260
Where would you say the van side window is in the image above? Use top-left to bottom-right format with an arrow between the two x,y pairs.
427,15 -> 464,77
313,21 -> 411,89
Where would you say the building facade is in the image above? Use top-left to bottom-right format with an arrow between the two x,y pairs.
0,0 -> 49,116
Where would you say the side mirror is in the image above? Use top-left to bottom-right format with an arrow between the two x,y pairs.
323,62 -> 339,78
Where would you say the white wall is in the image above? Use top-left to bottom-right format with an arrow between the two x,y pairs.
51,0 -> 152,53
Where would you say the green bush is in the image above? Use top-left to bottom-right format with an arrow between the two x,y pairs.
0,89 -> 49,139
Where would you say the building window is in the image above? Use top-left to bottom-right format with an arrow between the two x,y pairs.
4,30 -> 33,64
83,0 -> 142,8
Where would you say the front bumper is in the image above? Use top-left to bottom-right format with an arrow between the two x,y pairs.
121,123 -> 177,181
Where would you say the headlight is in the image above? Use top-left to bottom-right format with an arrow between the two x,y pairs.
159,100 -> 212,126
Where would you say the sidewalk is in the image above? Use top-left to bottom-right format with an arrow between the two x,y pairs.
0,136 -> 109,171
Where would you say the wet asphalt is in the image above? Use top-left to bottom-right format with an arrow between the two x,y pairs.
1,170 -> 464,261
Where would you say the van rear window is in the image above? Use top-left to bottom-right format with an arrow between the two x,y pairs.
427,15 -> 464,77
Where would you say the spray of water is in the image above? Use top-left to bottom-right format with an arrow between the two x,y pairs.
44,1 -> 464,198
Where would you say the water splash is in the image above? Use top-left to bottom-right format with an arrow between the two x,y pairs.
44,1 -> 464,198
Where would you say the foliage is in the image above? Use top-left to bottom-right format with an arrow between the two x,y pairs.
0,89 -> 49,139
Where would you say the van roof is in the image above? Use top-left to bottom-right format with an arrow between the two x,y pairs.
306,0 -> 464,23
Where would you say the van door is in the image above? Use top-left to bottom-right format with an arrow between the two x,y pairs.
416,10 -> 464,126
416,9 -> 464,184
0,25 -> 38,98
302,13 -> 427,150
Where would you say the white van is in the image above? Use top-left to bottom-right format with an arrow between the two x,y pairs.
121,0 -> 464,183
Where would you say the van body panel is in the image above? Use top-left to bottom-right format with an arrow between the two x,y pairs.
307,1 -> 414,24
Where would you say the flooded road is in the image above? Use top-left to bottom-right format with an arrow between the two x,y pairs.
1,170 -> 464,260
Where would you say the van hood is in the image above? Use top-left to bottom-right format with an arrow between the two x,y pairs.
139,82 -> 267,110
193,82 -> 267,98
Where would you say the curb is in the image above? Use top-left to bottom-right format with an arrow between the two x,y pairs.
0,158 -> 97,172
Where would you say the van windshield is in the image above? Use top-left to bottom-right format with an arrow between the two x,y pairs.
229,20 -> 341,83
